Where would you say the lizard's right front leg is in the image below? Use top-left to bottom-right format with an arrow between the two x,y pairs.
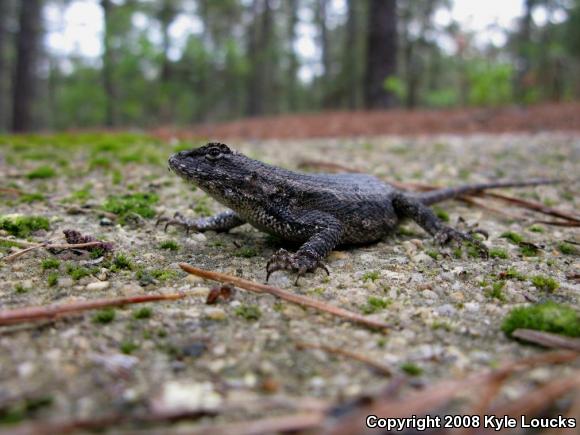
265,212 -> 343,283
156,210 -> 245,234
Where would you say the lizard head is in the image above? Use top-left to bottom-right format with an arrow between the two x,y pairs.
168,142 -> 270,207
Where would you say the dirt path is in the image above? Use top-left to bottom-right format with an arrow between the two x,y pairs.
0,132 -> 578,431
154,102 -> 580,140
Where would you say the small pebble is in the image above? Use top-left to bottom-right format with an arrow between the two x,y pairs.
100,217 -> 114,226
86,281 -> 110,291
205,307 -> 226,321
58,277 -> 74,288
422,289 -> 438,299
190,286 -> 211,297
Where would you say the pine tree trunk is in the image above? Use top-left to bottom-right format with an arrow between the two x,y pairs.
364,0 -> 397,109
287,0 -> 299,112
12,0 -> 42,132
0,0 -> 10,131
246,0 -> 273,116
345,0 -> 359,109
515,0 -> 535,102
101,0 -> 117,127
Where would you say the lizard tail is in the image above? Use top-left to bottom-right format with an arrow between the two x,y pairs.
418,178 -> 563,205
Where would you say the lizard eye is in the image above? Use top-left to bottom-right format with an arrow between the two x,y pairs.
206,147 -> 223,161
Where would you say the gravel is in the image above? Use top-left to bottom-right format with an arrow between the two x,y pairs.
0,132 -> 578,427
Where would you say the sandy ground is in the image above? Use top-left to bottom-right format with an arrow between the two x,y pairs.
0,132 -> 578,431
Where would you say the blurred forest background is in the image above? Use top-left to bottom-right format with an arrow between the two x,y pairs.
1,0 -> 580,133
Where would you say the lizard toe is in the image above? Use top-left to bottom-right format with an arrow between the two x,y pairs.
265,249 -> 329,283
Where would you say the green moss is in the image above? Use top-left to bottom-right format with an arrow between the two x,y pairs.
0,239 -> 21,251
133,307 -> 153,319
20,193 -> 45,203
500,231 -> 524,244
0,215 -> 49,237
426,249 -> 440,260
27,166 -> 55,179
530,275 -> 559,293
150,269 -> 178,281
112,169 -> 123,185
102,192 -> 158,223
309,287 -> 325,295
234,247 -> 258,258
193,199 -> 212,216
362,271 -> 380,282
111,254 -> 133,271
93,308 -> 116,324
502,302 -> 580,337
397,226 -> 418,237
89,247 -> 106,259
489,248 -> 508,259
14,283 -> 27,294
235,304 -> 261,321
361,296 -> 392,314
504,267 -> 526,281
89,156 -> 112,169
528,225 -> 545,233
120,341 -> 139,354
485,281 -> 506,302
0,396 -> 53,425
466,242 -> 482,258
66,264 -> 95,281
558,242 -> 577,255
433,206 -> 450,222
47,273 -> 58,287
67,185 -> 93,203
431,320 -> 452,331
400,362 -> 423,376
519,243 -> 540,257
159,240 -> 179,251
41,258 -> 60,270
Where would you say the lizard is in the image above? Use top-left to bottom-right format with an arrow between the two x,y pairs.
159,142 -> 559,282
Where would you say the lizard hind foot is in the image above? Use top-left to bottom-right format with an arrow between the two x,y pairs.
435,227 -> 489,259
265,249 -> 329,284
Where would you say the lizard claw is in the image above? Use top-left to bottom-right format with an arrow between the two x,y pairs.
155,213 -> 198,235
266,249 -> 329,284
435,227 -> 489,259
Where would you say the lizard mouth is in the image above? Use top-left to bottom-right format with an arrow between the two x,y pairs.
168,153 -> 208,182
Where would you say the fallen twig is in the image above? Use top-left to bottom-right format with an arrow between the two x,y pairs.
512,329 -> 580,351
179,263 -> 390,331
323,350 -> 579,435
484,191 -> 580,223
0,187 -> 23,196
7,409 -> 214,435
2,241 -> 109,262
0,293 -> 185,326
458,196 -> 522,219
181,412 -> 325,435
0,237 -> 39,248
532,220 -> 580,227
295,341 -> 392,376
487,373 -> 580,427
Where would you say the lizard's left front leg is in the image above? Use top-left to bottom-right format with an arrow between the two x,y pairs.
266,212 -> 343,283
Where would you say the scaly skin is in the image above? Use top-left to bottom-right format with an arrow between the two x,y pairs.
160,143 -> 558,282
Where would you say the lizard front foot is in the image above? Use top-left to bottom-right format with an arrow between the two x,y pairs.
266,249 -> 329,284
435,227 -> 489,259
156,212 -> 199,235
